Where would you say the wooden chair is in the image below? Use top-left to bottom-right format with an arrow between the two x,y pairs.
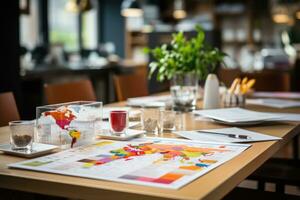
113,69 -> 149,102
218,68 -> 291,91
44,79 -> 96,104
217,68 -> 241,87
242,70 -> 291,91
247,157 -> 300,193
0,92 -> 20,126
223,187 -> 300,200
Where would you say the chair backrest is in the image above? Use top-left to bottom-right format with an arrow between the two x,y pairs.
218,68 -> 291,92
0,92 -> 20,126
243,70 -> 291,91
218,68 -> 241,87
113,69 -> 149,102
44,79 -> 96,104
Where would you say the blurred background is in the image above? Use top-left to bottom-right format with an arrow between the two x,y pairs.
1,0 -> 300,119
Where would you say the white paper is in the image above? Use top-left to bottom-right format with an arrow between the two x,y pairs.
97,129 -> 145,140
267,112 -> 300,122
252,92 -> 300,99
247,98 -> 300,109
175,127 -> 281,143
9,137 -> 249,189
193,108 -> 280,123
127,95 -> 171,107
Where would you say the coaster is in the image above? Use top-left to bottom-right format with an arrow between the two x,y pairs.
0,143 -> 58,158
97,129 -> 145,141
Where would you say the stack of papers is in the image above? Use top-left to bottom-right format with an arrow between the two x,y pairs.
266,112 -> 300,122
175,127 -> 281,143
193,108 -> 281,125
127,95 -> 171,107
247,98 -> 300,109
252,92 -> 300,100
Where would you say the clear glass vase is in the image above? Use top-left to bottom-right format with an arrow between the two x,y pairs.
170,73 -> 198,112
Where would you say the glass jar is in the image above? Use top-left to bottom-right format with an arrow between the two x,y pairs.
170,73 -> 198,112
141,106 -> 161,135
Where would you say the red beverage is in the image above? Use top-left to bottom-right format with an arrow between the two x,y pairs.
109,110 -> 128,133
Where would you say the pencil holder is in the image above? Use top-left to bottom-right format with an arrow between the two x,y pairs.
222,92 -> 245,108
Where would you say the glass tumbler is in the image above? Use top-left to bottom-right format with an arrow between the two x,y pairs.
141,107 -> 161,135
160,110 -> 176,132
9,120 -> 34,151
109,110 -> 129,136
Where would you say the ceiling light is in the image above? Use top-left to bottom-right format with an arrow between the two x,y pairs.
173,10 -> 187,19
271,5 -> 292,24
65,0 -> 92,13
121,0 -> 143,17
65,0 -> 80,13
296,11 -> 300,19
273,14 -> 290,24
173,0 -> 186,19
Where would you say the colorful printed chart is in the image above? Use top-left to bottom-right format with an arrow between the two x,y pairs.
9,138 -> 250,189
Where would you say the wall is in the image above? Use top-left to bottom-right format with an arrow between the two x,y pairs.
0,1 -> 22,114
99,0 -> 125,58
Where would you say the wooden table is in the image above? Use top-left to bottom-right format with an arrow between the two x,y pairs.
0,102 -> 299,200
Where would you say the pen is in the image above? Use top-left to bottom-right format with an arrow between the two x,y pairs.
197,131 -> 250,139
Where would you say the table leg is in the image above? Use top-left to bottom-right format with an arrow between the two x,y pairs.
293,135 -> 299,160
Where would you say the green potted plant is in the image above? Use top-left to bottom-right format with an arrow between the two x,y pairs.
146,25 -> 226,111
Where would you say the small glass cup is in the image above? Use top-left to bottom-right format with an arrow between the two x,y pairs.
9,120 -> 34,151
109,110 -> 129,136
175,111 -> 184,131
141,107 -> 161,135
160,110 -> 176,132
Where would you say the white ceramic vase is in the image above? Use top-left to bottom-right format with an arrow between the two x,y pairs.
203,74 -> 220,109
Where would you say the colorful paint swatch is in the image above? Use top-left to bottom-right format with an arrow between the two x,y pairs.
179,165 -> 202,171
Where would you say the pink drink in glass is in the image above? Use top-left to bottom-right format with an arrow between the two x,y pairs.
109,110 -> 128,134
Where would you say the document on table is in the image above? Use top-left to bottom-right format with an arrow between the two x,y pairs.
10,137 -> 250,189
193,108 -> 281,124
266,112 -> 300,122
175,127 -> 281,143
127,95 -> 171,107
252,92 -> 300,100
246,98 -> 300,109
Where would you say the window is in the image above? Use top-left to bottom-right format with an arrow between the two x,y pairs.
20,0 -> 39,49
82,2 -> 98,49
49,0 -> 79,52
49,0 -> 98,52
20,0 -> 99,53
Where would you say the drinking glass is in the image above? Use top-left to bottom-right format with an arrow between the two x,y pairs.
141,107 -> 161,135
9,120 -> 34,151
170,73 -> 198,112
175,112 -> 184,131
160,110 -> 176,132
109,110 -> 129,135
